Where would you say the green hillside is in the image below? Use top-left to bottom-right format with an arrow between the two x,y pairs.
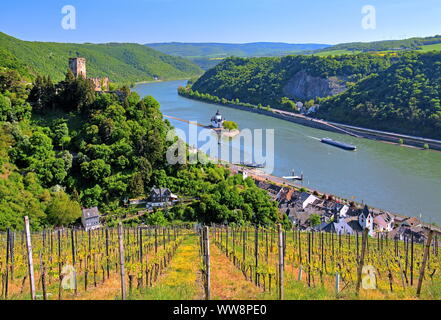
315,35 -> 441,54
190,54 -> 394,107
316,52 -> 441,139
0,32 -> 203,83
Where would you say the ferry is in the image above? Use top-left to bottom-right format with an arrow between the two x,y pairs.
321,138 -> 357,151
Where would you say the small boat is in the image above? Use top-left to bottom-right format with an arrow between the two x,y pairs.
282,170 -> 304,181
321,138 -> 357,151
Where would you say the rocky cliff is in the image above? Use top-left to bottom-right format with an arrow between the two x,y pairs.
282,70 -> 347,100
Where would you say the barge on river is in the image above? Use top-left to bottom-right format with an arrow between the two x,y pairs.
321,138 -> 357,151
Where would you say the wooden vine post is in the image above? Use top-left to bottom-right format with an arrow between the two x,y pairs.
254,225 -> 259,285
118,223 -> 127,300
355,228 -> 369,296
416,229 -> 434,297
24,216 -> 36,300
410,233 -> 414,286
4,229 -> 10,299
71,228 -> 77,295
203,226 -> 211,300
277,224 -> 284,300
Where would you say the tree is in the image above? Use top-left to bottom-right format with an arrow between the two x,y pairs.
56,71 -> 96,113
0,94 -> 12,121
81,159 -> 111,183
46,191 -> 82,226
308,214 -> 321,227
128,172 -> 144,197
223,120 -> 238,130
146,210 -> 168,226
52,119 -> 71,149
28,75 -> 55,113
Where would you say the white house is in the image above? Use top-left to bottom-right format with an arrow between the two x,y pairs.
358,205 -> 374,235
211,110 -> 224,128
298,192 -> 318,209
81,207 -> 101,231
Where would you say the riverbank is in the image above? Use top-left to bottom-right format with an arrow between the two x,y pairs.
134,77 -> 194,86
178,90 -> 441,152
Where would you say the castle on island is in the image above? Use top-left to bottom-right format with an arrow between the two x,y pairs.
211,110 -> 225,128
68,57 -> 109,92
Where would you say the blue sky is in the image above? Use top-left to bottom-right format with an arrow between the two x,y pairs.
1,0 -> 440,44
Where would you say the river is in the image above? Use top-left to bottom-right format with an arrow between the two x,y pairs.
134,80 -> 441,224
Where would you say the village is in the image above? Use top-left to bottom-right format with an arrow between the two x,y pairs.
228,166 -> 441,244
79,163 -> 439,246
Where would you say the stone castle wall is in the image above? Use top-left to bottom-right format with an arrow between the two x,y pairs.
69,57 -> 109,92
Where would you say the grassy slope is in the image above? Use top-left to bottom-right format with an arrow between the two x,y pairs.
0,32 -> 202,82
419,43 -> 441,52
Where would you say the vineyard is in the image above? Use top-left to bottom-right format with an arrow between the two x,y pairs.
1,217 -> 440,300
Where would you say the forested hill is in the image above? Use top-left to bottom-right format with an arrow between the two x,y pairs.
316,52 -> 441,139
0,57 -> 287,230
0,32 -> 202,83
189,52 -> 441,139
191,54 -> 394,107
315,35 -> 441,54
145,42 -> 330,58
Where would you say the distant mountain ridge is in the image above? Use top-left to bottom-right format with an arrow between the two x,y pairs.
145,42 -> 331,70
315,35 -> 441,54
145,42 -> 331,58
0,32 -> 203,83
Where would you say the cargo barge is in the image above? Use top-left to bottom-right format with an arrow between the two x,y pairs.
321,138 -> 357,151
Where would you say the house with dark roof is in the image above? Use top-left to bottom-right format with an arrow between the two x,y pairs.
255,180 -> 284,200
358,205 -> 374,236
319,215 -> 354,235
146,187 -> 178,209
345,216 -> 364,233
327,202 -> 349,218
81,207 -> 101,231
388,225 -> 427,243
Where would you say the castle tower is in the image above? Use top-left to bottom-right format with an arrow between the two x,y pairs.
69,57 -> 86,78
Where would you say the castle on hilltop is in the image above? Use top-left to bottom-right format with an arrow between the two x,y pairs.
68,57 -> 109,92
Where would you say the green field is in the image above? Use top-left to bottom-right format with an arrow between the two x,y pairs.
312,49 -> 357,57
419,43 -> 441,52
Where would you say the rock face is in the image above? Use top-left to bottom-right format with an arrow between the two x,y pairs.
282,70 -> 347,100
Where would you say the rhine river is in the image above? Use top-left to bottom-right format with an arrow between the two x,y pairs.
134,80 -> 441,224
